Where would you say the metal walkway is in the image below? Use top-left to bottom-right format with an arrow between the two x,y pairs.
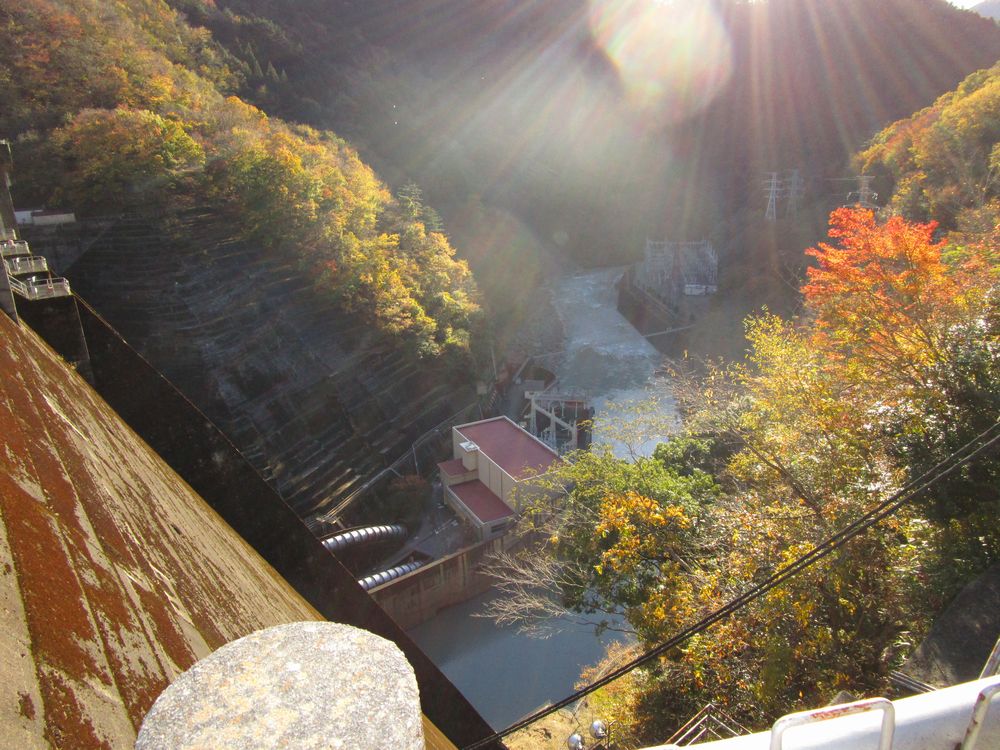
2,236 -> 72,300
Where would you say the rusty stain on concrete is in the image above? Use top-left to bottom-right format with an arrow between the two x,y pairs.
0,315 -> 322,749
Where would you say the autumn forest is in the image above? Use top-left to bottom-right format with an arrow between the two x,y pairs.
2,0 -> 999,746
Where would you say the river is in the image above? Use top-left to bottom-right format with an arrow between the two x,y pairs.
409,266 -> 673,730
552,267 -> 676,456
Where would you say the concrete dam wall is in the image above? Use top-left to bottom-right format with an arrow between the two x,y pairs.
48,214 -> 476,520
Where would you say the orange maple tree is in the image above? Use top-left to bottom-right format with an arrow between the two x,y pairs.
804,208 -> 949,310
801,207 -> 972,385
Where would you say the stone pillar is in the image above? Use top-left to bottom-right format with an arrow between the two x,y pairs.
136,622 -> 424,750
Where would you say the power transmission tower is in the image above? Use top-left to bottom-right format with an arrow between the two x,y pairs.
763,172 -> 781,222
845,175 -> 878,209
785,169 -> 804,216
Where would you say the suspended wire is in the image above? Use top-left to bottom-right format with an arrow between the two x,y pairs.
463,419 -> 1000,749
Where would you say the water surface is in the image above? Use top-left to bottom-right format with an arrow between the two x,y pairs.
409,590 -> 628,730
552,267 -> 675,456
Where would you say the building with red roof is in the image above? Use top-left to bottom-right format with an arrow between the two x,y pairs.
437,416 -> 560,541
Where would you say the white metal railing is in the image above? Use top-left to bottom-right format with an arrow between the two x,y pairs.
527,385 -> 590,404
5,255 -> 48,276
644,675 -> 1000,750
8,275 -> 72,300
769,698 -> 894,750
0,239 -> 30,257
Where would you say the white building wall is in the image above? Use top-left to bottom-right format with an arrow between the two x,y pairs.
482,455 -> 501,499
501,471 -> 516,510
449,420 -> 558,519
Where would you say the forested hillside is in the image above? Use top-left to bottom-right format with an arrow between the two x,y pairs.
2,0 -> 479,360
149,0 -> 1000,352
860,61 -> 1000,236
5,0 -> 993,343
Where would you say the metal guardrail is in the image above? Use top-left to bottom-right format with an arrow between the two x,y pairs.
980,636 -> 1000,679
890,669 -> 938,695
8,275 -> 72,300
0,239 -> 30,257
5,255 -> 48,276
961,681 -> 1000,750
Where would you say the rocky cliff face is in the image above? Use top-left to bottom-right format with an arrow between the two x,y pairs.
52,214 -> 476,521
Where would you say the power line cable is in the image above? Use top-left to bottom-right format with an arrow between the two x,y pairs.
463,419 -> 1000,749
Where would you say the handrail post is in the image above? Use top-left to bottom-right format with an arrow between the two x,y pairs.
960,680 -> 1000,750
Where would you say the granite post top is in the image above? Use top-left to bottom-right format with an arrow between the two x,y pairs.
136,621 -> 424,750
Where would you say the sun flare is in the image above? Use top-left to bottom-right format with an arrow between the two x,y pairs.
587,0 -> 733,126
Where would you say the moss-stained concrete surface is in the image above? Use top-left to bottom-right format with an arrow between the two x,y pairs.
0,313 -> 321,748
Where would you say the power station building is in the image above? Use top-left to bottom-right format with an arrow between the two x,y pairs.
438,416 -> 560,541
